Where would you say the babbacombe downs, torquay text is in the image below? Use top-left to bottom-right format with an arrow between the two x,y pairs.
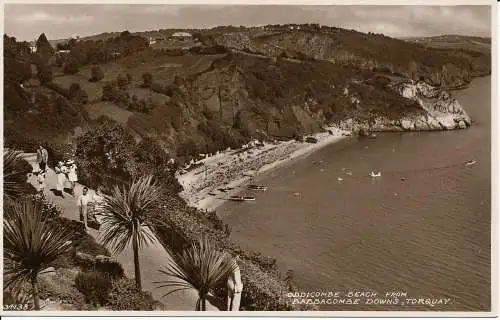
286,291 -> 454,306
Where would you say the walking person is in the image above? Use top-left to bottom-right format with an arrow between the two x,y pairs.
36,169 -> 46,194
227,255 -> 243,311
92,185 -> 105,223
54,161 -> 66,198
36,146 -> 48,172
77,187 -> 92,233
66,160 -> 78,196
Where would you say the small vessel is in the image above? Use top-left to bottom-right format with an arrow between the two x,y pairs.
465,160 -> 477,166
400,177 -> 407,181
345,172 -> 353,176
337,177 -> 344,181
369,171 -> 382,178
229,196 -> 255,201
248,184 -> 268,191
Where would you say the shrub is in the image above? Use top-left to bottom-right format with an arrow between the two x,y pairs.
305,136 -> 318,143
95,258 -> 125,281
64,57 -> 80,74
89,66 -> 104,82
117,74 -> 128,90
48,216 -> 109,267
101,82 -> 117,101
75,271 -> 111,306
38,268 -> 85,309
37,64 -> 53,85
68,83 -> 89,105
142,72 -> 153,88
26,194 -> 61,218
107,278 -> 157,310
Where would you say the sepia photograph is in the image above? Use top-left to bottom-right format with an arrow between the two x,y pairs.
1,1 -> 496,315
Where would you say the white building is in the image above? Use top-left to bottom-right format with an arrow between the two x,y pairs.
29,41 -> 37,53
171,32 -> 192,41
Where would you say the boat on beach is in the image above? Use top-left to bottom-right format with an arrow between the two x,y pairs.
229,195 -> 256,201
247,184 -> 268,191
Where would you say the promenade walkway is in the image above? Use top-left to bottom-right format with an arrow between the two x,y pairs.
22,153 -> 218,311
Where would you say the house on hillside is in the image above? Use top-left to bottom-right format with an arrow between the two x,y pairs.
29,41 -> 37,53
171,32 -> 192,41
148,35 -> 166,46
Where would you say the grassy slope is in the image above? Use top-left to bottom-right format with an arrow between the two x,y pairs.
401,35 -> 491,54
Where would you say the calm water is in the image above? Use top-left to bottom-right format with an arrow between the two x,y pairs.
218,76 -> 491,311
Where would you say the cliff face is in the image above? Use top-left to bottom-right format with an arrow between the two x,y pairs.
135,53 -> 472,157
211,27 -> 490,89
336,81 -> 471,133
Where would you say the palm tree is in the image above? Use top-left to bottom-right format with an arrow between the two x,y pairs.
155,237 -> 237,311
98,175 -> 161,291
4,198 -> 73,310
3,149 -> 29,202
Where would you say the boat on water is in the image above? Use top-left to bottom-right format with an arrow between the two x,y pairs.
229,196 -> 256,201
248,184 -> 268,191
369,171 -> 382,178
465,160 -> 477,166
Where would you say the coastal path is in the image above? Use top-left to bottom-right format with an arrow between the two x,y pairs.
22,153 -> 218,311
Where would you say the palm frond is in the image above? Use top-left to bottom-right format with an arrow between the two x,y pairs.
97,175 -> 161,255
3,149 -> 29,201
156,237 -> 237,304
3,198 -> 74,291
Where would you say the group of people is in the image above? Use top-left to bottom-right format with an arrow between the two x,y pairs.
35,145 -> 78,197
54,159 -> 78,197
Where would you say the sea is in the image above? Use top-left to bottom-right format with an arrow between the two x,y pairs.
217,76 -> 492,311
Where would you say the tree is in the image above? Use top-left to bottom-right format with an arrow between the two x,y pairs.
90,66 -> 104,82
36,62 -> 53,85
68,83 -> 89,105
117,74 -> 128,90
4,198 -> 73,310
98,175 -> 162,291
36,33 -> 55,60
155,237 -> 237,311
142,72 -> 153,88
64,57 -> 80,74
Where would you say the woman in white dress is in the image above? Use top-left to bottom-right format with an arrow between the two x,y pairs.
55,162 -> 67,198
66,160 -> 78,196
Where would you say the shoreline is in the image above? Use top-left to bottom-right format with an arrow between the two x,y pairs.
177,126 -> 351,211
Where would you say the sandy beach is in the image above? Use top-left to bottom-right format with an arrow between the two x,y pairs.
177,126 -> 351,211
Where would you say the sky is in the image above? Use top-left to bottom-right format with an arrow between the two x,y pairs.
4,4 -> 492,41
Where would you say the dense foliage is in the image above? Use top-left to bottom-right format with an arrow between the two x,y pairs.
74,117 -> 181,193
90,66 -> 104,82
107,278 -> 157,310
75,271 -> 111,306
